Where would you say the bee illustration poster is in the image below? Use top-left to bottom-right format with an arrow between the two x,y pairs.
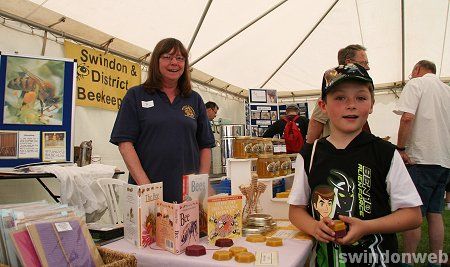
3,56 -> 65,125
0,53 -> 76,167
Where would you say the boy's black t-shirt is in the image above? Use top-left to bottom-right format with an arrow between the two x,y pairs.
301,131 -> 399,266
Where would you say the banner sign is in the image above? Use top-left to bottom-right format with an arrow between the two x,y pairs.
64,41 -> 141,111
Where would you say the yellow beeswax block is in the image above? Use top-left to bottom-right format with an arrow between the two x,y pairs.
266,237 -> 283,247
229,246 -> 248,256
332,220 -> 346,231
235,251 -> 256,263
212,250 -> 233,261
276,192 -> 290,198
245,234 -> 266,243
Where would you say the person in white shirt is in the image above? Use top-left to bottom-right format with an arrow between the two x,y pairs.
394,60 -> 450,262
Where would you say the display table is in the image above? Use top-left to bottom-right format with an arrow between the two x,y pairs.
104,237 -> 313,267
0,168 -> 124,202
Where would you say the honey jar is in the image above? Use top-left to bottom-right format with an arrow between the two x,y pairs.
279,155 -> 292,176
257,155 -> 275,178
262,138 -> 273,156
251,138 -> 264,158
272,155 -> 281,177
233,136 -> 251,159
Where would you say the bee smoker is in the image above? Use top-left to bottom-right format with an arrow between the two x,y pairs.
74,140 -> 92,166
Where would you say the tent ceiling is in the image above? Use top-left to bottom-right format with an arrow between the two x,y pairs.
1,0 -> 449,98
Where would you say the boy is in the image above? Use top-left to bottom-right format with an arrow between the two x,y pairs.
288,64 -> 422,266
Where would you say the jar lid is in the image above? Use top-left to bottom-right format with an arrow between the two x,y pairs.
247,213 -> 273,221
235,136 -> 251,139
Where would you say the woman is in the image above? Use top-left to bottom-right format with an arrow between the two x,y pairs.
110,38 -> 215,203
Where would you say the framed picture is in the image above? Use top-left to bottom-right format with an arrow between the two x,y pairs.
0,53 -> 76,167
249,89 -> 267,103
266,89 -> 278,104
0,130 -> 18,159
3,56 -> 65,125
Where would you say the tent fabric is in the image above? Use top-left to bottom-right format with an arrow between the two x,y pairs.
1,0 -> 449,97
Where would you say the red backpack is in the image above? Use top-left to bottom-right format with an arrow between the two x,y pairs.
282,115 -> 304,153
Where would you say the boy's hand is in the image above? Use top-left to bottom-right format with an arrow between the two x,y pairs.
398,150 -> 413,165
313,217 -> 336,243
335,215 -> 368,245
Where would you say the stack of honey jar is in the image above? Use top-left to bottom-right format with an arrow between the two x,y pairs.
233,137 -> 292,178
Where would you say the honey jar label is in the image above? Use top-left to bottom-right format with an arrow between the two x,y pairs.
264,144 -> 273,153
267,162 -> 276,172
244,144 -> 253,154
274,161 -> 281,172
281,161 -> 291,170
252,144 -> 262,154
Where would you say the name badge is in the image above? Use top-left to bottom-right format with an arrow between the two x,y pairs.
141,100 -> 154,108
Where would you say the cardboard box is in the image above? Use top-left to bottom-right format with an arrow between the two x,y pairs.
122,182 -> 162,248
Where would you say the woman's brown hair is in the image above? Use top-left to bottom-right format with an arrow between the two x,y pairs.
143,38 -> 192,97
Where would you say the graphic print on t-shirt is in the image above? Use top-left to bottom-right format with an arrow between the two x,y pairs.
311,166 -> 389,266
311,169 -> 356,220
357,164 -> 372,217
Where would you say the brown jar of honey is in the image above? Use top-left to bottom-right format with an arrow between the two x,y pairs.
233,136 -> 251,159
251,138 -> 264,158
279,154 -> 292,176
262,138 -> 273,156
272,155 -> 281,177
256,155 -> 275,178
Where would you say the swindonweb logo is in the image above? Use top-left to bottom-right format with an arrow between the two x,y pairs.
338,250 -> 448,265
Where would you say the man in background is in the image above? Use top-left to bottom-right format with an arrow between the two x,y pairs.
205,101 -> 219,121
394,60 -> 450,263
306,44 -> 371,144
262,105 -> 308,147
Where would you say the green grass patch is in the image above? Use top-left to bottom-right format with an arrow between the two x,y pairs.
398,208 -> 450,266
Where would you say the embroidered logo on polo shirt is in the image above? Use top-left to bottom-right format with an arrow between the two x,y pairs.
182,105 -> 196,119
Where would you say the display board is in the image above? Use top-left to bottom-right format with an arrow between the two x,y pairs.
0,53 -> 76,167
247,89 -> 279,137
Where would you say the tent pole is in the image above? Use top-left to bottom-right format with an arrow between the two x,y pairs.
0,10 -> 247,100
260,0 -> 339,88
188,0 -> 213,52
439,0 -> 449,77
354,0 -> 364,45
190,0 -> 288,66
401,0 -> 405,89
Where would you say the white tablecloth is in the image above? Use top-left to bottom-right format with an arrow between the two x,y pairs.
104,237 -> 313,267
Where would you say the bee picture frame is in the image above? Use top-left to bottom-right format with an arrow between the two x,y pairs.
0,53 -> 76,167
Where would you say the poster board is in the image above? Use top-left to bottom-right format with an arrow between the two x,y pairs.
0,53 -> 76,167
247,89 -> 279,137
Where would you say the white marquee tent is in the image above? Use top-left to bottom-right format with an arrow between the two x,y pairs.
1,0 -> 449,98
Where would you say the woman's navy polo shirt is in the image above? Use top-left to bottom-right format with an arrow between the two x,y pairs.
110,85 -> 215,203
